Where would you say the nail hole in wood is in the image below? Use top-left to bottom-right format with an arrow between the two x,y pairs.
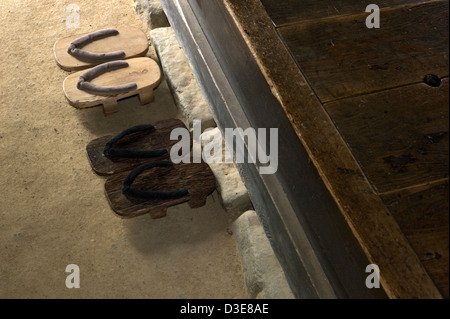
423,74 -> 441,87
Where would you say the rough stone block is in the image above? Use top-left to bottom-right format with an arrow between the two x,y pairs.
200,128 -> 253,221
233,211 -> 295,299
134,0 -> 170,29
149,27 -> 216,131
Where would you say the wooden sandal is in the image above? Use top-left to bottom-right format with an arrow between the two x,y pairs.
53,27 -> 149,71
104,160 -> 216,219
63,57 -> 161,116
86,119 -> 189,176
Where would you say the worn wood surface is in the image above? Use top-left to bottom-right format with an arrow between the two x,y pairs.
189,0 -> 386,298
104,161 -> 216,218
86,119 -> 188,176
53,26 -> 149,71
325,79 -> 449,193
63,57 -> 161,115
224,0 -> 448,298
260,0 -> 434,26
381,181 -> 449,298
88,118 -> 214,219
277,1 -> 449,102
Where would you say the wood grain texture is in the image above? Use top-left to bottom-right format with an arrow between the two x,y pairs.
325,79 -> 449,193
104,161 -> 216,218
225,0 -> 444,298
53,26 -> 149,71
260,0 -> 436,26
63,57 -> 161,113
381,181 -> 449,298
278,1 -> 449,102
86,119 -> 189,176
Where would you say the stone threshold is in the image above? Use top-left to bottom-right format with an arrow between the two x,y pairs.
134,0 -> 294,299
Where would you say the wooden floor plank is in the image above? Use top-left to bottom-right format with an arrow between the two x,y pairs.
381,181 -> 449,298
325,79 -> 449,193
260,0 -> 436,26
278,1 -> 449,102
225,0 -> 445,298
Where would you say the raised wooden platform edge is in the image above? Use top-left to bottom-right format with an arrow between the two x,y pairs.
224,0 -> 443,298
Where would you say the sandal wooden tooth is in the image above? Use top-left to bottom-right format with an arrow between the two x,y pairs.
102,99 -> 119,116
138,87 -> 155,105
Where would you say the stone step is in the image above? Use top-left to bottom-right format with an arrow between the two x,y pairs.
200,128 -> 253,222
149,26 -> 252,220
143,6 -> 294,298
134,0 -> 170,29
233,211 -> 295,299
149,27 -> 216,131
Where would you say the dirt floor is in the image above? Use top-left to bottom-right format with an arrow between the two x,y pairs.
0,0 -> 248,299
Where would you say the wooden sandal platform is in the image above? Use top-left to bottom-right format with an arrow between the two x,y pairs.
63,57 -> 161,116
53,27 -> 149,71
86,119 -> 189,176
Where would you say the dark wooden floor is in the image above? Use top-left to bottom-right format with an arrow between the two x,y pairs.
262,0 -> 449,298
227,0 -> 448,298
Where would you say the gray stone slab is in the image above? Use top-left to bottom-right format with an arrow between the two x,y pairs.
149,27 -> 216,131
147,11 -> 291,300
200,128 -> 253,222
233,211 -> 295,299
134,0 -> 170,29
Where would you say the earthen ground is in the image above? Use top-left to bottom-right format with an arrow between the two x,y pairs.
0,0 -> 248,299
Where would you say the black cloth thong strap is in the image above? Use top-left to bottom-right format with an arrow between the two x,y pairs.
103,124 -> 168,159
67,28 -> 126,62
77,61 -> 137,95
122,161 -> 189,200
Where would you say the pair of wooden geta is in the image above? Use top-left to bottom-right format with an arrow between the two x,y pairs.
53,27 -> 161,116
86,119 -> 216,219
55,28 -> 215,217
